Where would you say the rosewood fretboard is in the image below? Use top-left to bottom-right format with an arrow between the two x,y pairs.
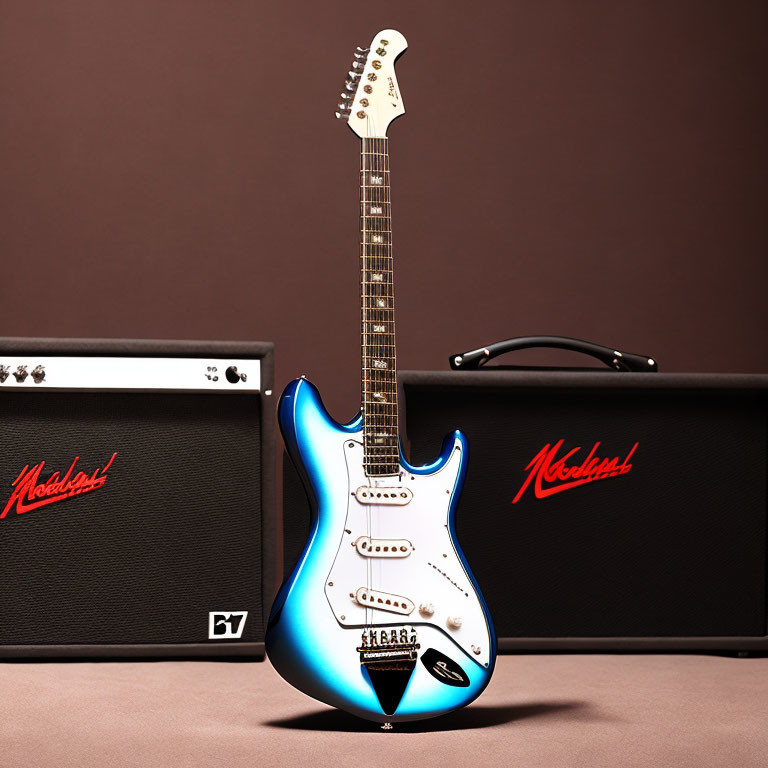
360,137 -> 399,476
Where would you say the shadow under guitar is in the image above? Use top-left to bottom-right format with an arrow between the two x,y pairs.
263,700 -> 601,732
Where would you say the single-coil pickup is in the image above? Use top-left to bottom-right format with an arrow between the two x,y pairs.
355,486 -> 413,505
354,587 -> 414,615
354,537 -> 413,558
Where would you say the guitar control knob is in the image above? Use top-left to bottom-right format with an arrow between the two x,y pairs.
31,365 -> 46,384
0,365 -> 9,383
13,365 -> 28,383
419,603 -> 435,618
446,616 -> 463,630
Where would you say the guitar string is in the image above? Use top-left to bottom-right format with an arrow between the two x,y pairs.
362,133 -> 397,640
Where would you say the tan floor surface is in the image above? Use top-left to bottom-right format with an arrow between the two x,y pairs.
1,654 -> 766,767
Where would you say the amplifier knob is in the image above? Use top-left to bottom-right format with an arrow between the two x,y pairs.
13,365 -> 28,383
225,366 -> 247,384
446,616 -> 463,630
0,365 -> 9,383
31,365 -> 46,384
419,603 -> 435,618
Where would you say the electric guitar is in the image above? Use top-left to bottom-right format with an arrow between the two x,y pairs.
265,29 -> 496,727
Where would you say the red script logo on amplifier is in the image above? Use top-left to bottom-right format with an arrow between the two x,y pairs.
512,440 -> 638,504
1,453 -> 118,518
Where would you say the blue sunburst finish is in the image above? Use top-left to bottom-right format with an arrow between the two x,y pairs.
266,377 -> 497,723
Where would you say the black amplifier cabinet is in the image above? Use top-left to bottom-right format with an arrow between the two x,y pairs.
0,338 -> 275,659
400,370 -> 768,653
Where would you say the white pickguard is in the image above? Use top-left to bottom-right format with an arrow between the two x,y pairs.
324,436 -> 491,668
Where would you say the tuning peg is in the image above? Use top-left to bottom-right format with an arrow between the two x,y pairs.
340,92 -> 352,100
335,111 -> 349,120
337,102 -> 351,112
344,80 -> 357,91
347,70 -> 360,80
352,61 -> 364,70
354,52 -> 367,60
356,46 -> 369,53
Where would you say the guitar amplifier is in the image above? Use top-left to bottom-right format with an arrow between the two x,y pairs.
399,361 -> 768,652
0,338 -> 275,659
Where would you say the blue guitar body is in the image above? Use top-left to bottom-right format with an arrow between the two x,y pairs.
266,378 -> 496,724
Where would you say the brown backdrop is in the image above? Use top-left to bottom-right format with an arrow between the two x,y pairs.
0,0 -> 766,422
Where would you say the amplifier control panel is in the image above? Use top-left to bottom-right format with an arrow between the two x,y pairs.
0,357 -> 263,393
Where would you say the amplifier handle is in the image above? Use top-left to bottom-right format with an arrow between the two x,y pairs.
449,336 -> 658,372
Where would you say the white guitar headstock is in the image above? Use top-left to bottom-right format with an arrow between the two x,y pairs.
335,29 -> 407,138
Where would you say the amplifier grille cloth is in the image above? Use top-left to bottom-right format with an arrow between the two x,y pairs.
405,387 -> 766,638
0,391 -> 263,644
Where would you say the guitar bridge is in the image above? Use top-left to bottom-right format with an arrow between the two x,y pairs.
357,626 -> 420,716
357,627 -> 419,667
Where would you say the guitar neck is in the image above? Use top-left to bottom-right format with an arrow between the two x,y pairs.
360,136 -> 399,476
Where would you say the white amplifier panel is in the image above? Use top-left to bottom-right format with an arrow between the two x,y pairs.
0,357 -> 262,393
